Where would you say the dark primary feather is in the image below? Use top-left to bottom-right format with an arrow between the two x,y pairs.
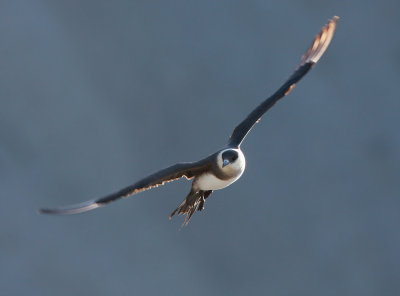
39,17 -> 338,222
228,16 -> 338,148
39,158 -> 213,215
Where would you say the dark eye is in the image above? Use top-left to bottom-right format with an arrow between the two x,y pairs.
222,150 -> 238,162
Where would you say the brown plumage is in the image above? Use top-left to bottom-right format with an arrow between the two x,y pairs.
39,17 -> 338,225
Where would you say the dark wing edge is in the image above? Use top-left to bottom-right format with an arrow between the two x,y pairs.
38,159 -> 213,215
228,16 -> 338,147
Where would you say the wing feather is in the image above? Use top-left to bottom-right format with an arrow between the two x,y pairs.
39,158 -> 213,215
228,16 -> 338,147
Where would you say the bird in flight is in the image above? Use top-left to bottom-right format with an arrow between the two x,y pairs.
40,17 -> 338,225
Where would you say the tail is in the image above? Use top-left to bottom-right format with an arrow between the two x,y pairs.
169,190 -> 212,225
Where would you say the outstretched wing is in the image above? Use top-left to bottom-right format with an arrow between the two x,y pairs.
228,16 -> 338,148
39,158 -> 213,215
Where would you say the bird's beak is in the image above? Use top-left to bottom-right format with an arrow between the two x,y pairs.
222,159 -> 229,167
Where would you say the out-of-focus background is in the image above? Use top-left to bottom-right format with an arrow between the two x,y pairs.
1,1 -> 399,295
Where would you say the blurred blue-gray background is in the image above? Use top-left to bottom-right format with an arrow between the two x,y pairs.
2,1 -> 400,295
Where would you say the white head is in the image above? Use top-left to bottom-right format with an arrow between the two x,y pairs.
217,148 -> 246,174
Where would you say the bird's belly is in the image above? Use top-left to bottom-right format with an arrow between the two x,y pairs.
195,173 -> 242,191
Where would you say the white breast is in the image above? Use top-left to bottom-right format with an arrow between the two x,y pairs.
195,148 -> 246,191
195,172 -> 243,191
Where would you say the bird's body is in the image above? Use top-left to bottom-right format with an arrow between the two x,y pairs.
195,170 -> 243,191
40,17 -> 338,225
194,148 -> 246,191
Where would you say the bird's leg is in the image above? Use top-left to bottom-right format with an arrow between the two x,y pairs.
198,194 -> 205,211
198,190 -> 212,212
204,190 -> 213,200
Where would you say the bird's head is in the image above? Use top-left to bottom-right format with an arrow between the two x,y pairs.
218,149 -> 245,174
222,150 -> 238,167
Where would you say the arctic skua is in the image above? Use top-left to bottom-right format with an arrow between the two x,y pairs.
40,17 -> 338,225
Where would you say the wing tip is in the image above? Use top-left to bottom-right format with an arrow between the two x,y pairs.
332,15 -> 340,23
38,200 -> 101,215
300,15 -> 339,65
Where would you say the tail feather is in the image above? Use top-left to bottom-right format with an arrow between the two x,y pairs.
169,190 -> 212,225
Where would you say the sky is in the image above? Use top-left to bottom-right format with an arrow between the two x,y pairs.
1,1 -> 400,295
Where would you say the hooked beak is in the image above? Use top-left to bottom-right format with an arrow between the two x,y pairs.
222,159 -> 230,167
